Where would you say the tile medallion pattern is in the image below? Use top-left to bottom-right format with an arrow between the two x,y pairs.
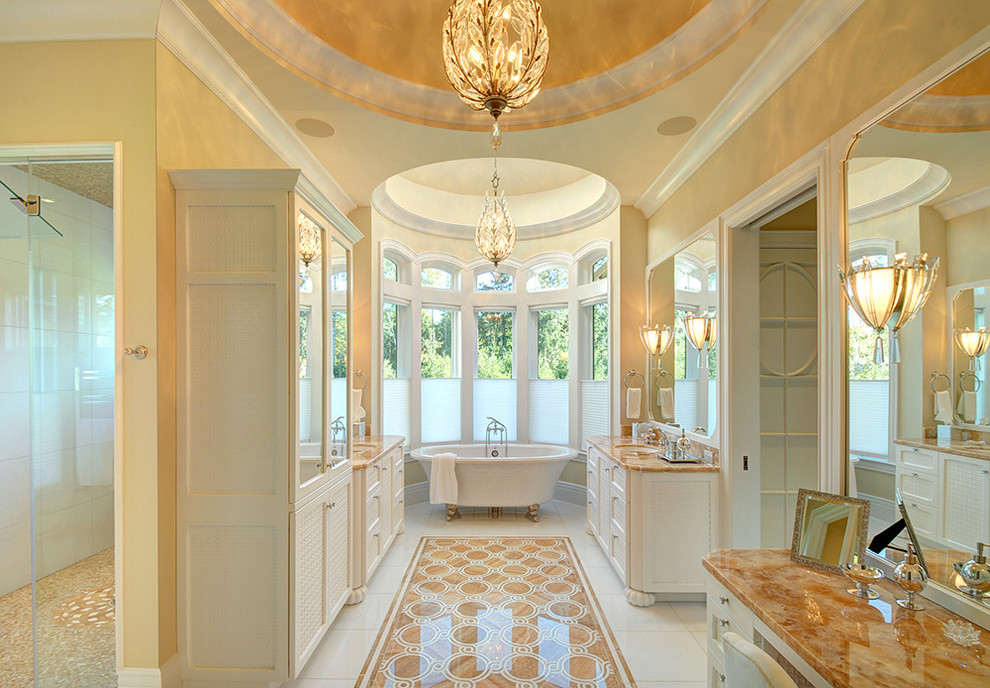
355,536 -> 636,688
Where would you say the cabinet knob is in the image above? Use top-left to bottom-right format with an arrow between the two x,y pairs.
911,502 -> 919,508
719,595 -> 729,605
719,617 -> 730,628
719,673 -> 726,683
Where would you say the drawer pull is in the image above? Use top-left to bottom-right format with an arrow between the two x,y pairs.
911,472 -> 918,477
719,595 -> 729,605
325,501 -> 336,510
718,618 -> 730,627
719,673 -> 726,683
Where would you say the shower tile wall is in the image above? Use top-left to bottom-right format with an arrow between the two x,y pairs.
0,166 -> 114,596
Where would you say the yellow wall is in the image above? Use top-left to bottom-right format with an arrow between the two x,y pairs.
350,207 -> 374,428
646,0 -> 990,257
620,207 -> 649,425
946,205 -> 990,286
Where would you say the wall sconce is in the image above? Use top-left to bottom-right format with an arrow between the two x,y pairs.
838,253 -> 938,364
954,327 -> 990,371
640,324 -> 673,360
684,311 -> 717,369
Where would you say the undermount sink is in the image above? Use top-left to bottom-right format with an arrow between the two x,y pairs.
614,443 -> 660,450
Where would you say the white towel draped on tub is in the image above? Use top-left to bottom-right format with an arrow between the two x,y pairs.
626,387 -> 642,419
429,452 -> 458,505
658,387 -> 674,421
934,389 -> 954,424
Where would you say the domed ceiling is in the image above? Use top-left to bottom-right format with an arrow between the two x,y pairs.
210,0 -> 768,129
881,51 -> 990,133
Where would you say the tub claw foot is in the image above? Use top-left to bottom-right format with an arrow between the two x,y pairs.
527,504 -> 540,522
445,504 -> 461,521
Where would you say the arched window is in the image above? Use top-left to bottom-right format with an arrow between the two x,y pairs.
527,265 -> 568,291
476,270 -> 514,292
674,258 -> 702,292
383,256 -> 398,281
422,267 -> 455,290
592,256 -> 608,281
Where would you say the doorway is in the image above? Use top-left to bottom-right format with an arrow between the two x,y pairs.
0,156 -> 117,687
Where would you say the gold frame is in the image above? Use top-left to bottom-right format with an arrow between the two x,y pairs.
790,488 -> 871,573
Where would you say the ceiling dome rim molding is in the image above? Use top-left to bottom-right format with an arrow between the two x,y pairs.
880,93 -> 990,133
848,159 -> 951,225
371,178 -> 621,240
209,0 -> 769,130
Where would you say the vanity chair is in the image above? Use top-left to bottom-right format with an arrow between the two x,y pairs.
722,632 -> 798,688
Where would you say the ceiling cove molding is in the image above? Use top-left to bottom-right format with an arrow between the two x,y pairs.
157,0 -> 355,215
635,0 -> 866,218
848,163 -> 951,225
881,93 -> 990,133
371,182 -> 620,241
0,0 -> 160,43
209,0 -> 767,130
934,184 -> 990,221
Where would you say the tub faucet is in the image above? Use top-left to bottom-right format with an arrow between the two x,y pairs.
330,415 -> 346,461
485,417 -> 508,458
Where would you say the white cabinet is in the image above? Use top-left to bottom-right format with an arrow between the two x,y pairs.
350,440 -> 405,602
587,443 -> 717,606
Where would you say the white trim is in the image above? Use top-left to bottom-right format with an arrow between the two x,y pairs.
117,653 -> 180,688
636,0 -> 865,217
157,0 -> 355,214
934,184 -> 990,221
848,162 -> 951,224
882,92 -> 990,133
553,481 -> 587,506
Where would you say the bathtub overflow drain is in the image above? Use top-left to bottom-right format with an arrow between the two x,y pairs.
490,450 -> 499,457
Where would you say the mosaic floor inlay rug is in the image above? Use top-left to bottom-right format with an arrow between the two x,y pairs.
355,537 -> 636,688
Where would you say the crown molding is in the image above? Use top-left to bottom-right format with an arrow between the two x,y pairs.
848,162 -> 951,224
157,0 -> 355,215
934,183 -> 990,221
635,0 -> 865,218
0,0 -> 160,43
371,180 -> 620,241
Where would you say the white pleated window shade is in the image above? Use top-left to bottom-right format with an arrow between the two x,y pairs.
383,378 -> 410,445
298,378 -> 312,440
330,377 -> 346,426
849,380 -> 890,459
473,379 -> 517,441
581,380 -> 609,450
529,379 -> 569,445
707,378 -> 717,434
674,379 -> 697,431
422,378 -> 461,443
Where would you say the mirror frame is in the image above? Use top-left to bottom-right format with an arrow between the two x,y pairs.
644,224 -> 721,446
947,280 -> 990,430
791,488 -> 871,573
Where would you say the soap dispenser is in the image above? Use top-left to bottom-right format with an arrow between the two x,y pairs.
959,542 -> 990,597
894,542 -> 928,611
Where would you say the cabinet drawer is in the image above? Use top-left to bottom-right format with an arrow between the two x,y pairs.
365,461 -> 383,492
897,469 -> 937,504
587,447 -> 599,471
901,499 -> 936,537
366,490 -> 382,528
707,604 -> 748,663
609,493 -> 627,533
609,461 -> 627,495
705,578 -> 751,632
610,531 -> 627,578
896,446 -> 938,473
390,447 -> 404,470
709,651 -> 726,688
366,527 -> 381,568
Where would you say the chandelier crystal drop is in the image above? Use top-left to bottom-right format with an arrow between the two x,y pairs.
297,213 -> 322,268
838,253 -> 939,364
442,0 -> 549,147
475,161 -> 516,270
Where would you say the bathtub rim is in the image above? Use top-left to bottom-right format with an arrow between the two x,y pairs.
410,443 -> 578,463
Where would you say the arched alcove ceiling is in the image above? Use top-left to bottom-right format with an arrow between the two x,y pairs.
208,0 -> 769,129
372,158 -> 621,239
846,158 -> 951,224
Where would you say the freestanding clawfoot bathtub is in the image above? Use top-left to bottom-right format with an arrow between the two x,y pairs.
410,444 -> 578,521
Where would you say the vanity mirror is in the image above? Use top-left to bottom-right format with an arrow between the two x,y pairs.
298,212 -> 326,488
646,231 -> 718,437
844,46 -> 990,611
791,489 -> 870,573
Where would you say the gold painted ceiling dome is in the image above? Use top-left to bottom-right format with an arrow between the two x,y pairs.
882,51 -> 990,133
209,0 -> 769,130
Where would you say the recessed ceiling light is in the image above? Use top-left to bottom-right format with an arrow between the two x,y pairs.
656,116 -> 697,136
295,118 -> 335,138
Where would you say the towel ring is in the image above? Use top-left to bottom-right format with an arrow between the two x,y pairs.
653,369 -> 673,391
353,369 -> 368,390
930,371 -> 950,393
960,371 -> 982,393
623,370 -> 646,389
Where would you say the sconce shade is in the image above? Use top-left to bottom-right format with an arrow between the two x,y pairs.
297,213 -> 322,267
640,324 -> 660,356
954,327 -> 990,370
684,313 -> 710,352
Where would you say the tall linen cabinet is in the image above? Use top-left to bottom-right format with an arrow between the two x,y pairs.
171,170 -> 362,685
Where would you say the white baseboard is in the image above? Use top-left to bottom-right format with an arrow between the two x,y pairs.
406,481 -> 586,507
118,654 -> 180,688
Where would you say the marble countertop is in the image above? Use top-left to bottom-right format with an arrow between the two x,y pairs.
894,438 -> 990,462
703,549 -> 990,688
351,435 -> 404,469
587,436 -> 719,473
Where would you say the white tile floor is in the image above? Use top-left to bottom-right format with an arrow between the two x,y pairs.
284,499 -> 708,687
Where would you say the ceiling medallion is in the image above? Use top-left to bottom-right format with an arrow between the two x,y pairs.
442,0 -> 550,149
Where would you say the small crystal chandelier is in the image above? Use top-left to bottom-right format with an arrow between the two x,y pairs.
684,312 -> 717,369
954,327 -> 990,371
475,160 -> 516,270
297,213 -> 322,268
838,253 -> 939,364
442,0 -> 550,150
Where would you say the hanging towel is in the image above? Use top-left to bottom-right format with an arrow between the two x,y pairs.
934,390 -> 954,424
626,387 -> 642,419
352,388 -> 365,421
957,390 -> 978,423
429,452 -> 458,505
658,387 -> 675,421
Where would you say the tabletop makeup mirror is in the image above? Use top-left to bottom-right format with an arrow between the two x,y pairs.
646,231 -> 718,437
791,489 -> 870,572
844,47 -> 990,609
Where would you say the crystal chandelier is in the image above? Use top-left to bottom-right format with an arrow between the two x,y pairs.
297,213 -> 322,268
442,0 -> 550,150
684,312 -> 717,369
475,160 -> 516,270
954,327 -> 990,371
838,253 -> 939,364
